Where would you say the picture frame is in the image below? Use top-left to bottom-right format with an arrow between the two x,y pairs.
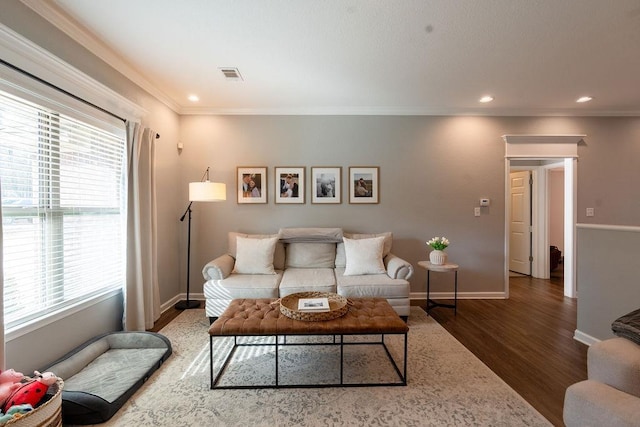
349,166 -> 379,204
237,167 -> 267,204
311,167 -> 341,204
275,167 -> 305,204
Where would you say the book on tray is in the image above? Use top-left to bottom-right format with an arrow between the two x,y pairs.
298,297 -> 330,312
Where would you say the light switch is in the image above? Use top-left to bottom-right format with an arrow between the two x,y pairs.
474,207 -> 481,217
480,198 -> 490,207
586,207 -> 594,217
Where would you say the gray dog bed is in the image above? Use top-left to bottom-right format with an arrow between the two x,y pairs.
43,331 -> 171,425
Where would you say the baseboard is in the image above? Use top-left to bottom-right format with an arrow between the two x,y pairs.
573,329 -> 600,346
161,293 -> 205,313
410,291 -> 507,300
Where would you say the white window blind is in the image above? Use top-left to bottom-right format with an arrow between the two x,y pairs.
1,89 -> 126,331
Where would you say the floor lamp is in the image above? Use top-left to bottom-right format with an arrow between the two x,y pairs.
176,167 -> 226,310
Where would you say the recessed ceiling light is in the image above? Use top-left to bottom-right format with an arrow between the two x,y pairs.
576,96 -> 593,103
188,95 -> 199,102
479,95 -> 494,103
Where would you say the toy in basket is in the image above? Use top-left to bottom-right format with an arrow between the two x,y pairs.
0,370 -> 63,427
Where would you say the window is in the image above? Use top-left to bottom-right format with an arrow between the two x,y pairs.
1,89 -> 126,331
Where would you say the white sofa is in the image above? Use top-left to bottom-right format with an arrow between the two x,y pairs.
564,308 -> 640,426
202,228 -> 413,320
564,337 -> 640,427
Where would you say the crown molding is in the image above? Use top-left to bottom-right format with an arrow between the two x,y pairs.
179,105 -> 640,117
20,0 -> 180,114
0,22 -> 146,121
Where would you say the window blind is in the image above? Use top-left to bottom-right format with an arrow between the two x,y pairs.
1,89 -> 126,331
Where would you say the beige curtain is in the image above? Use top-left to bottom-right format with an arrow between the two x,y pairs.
124,121 -> 160,331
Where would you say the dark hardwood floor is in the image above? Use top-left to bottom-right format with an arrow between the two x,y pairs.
422,270 -> 587,427
148,306 -> 181,333
150,271 -> 587,427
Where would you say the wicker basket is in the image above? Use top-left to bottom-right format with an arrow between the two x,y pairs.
6,379 -> 63,427
279,292 -> 350,321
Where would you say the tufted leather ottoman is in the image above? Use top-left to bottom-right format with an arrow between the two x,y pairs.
209,297 -> 408,388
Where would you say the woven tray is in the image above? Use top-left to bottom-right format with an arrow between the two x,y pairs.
279,292 -> 349,322
7,378 -> 63,427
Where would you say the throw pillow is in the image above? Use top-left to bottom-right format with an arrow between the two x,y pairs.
342,236 -> 386,276
345,232 -> 393,257
336,232 -> 393,268
233,236 -> 278,275
227,232 -> 285,270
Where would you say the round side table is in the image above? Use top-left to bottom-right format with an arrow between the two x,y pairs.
417,261 -> 459,315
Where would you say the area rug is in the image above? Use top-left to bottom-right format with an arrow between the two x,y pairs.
90,307 -> 551,426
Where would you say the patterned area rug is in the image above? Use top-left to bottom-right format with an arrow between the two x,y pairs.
92,307 -> 551,426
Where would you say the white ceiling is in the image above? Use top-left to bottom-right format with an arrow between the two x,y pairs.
24,0 -> 640,115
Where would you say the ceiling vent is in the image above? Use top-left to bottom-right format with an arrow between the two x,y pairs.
219,67 -> 243,81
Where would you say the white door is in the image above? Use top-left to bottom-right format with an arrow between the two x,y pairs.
509,171 -> 532,275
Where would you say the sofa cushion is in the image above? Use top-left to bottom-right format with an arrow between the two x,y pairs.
233,236 -> 278,274
280,268 -> 336,296
336,232 -> 392,268
285,243 -> 336,268
342,236 -> 386,276
335,267 -> 410,298
219,271 -> 283,299
227,232 -> 285,270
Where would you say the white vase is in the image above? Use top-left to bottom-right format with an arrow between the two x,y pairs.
430,250 -> 448,265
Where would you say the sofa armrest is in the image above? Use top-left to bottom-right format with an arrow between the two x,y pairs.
202,254 -> 235,281
384,253 -> 414,280
588,337 -> 640,398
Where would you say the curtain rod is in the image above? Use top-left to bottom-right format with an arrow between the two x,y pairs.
0,58 -> 159,139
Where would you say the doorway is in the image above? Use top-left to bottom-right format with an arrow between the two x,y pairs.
508,161 -> 565,278
505,158 -> 577,298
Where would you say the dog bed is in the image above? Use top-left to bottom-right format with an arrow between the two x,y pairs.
43,331 -> 171,425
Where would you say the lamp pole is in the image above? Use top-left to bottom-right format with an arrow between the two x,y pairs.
176,201 -> 199,309
175,167 -> 226,310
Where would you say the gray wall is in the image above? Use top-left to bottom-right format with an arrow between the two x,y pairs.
576,226 -> 640,342
6,296 -> 123,373
179,115 -> 508,297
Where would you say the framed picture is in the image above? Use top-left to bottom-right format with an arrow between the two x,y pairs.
311,167 -> 341,204
349,166 -> 379,204
237,167 -> 267,204
275,167 -> 305,204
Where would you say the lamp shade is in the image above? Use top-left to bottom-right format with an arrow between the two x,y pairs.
189,181 -> 226,202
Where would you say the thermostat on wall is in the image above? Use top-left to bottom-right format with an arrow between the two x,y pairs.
480,198 -> 490,207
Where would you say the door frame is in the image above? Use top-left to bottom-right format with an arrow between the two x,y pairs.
502,134 -> 583,299
510,161 -> 566,280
